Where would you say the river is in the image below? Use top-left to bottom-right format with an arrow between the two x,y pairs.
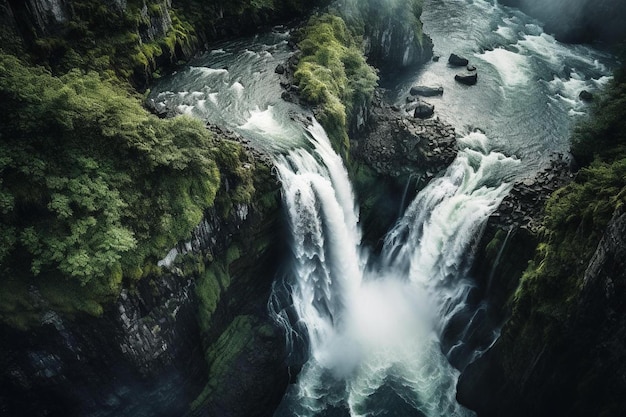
148,0 -> 614,416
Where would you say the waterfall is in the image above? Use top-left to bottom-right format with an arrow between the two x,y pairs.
273,121 -> 364,361
271,126 -> 520,416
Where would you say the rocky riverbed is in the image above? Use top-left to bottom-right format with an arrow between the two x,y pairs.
352,88 -> 457,179
488,155 -> 574,232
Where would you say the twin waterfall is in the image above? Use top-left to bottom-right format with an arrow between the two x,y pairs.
271,123 -> 520,417
146,6 -> 613,412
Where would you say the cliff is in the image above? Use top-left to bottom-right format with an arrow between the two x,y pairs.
0,1 -> 325,416
0,0 -> 331,88
498,0 -> 626,44
456,68 -> 626,417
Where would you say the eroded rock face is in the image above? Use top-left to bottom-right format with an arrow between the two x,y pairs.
458,210 -> 626,417
456,151 -> 626,417
0,273 -> 205,417
0,151 -> 286,417
359,0 -> 433,74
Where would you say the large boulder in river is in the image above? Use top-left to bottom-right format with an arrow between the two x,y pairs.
413,100 -> 435,119
455,71 -> 478,85
410,85 -> 444,97
448,53 -> 469,66
579,90 -> 593,102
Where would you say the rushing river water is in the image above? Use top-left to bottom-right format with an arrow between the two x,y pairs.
149,1 -> 614,416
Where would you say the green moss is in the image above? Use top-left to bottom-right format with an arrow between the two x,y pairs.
294,13 -> 378,156
503,64 -> 626,381
191,315 -> 255,411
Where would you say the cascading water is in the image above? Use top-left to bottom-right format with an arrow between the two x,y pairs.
146,2 -> 615,415
271,127 -> 520,417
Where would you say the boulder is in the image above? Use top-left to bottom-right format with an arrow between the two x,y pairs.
274,64 -> 285,75
413,100 -> 435,119
579,90 -> 593,102
448,53 -> 469,66
455,71 -> 478,86
410,85 -> 444,97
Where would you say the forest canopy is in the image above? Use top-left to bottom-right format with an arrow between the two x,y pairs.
0,54 -> 224,326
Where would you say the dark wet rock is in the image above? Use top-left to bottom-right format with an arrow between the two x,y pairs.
433,55 -> 440,62
281,91 -> 294,102
579,90 -> 593,102
459,208 -> 626,417
352,88 -> 456,179
467,65 -> 477,72
413,100 -> 435,119
448,53 -> 469,66
274,64 -> 285,74
455,71 -> 478,85
410,85 -> 444,97
487,157 -> 574,233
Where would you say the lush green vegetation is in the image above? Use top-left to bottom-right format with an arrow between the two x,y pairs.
4,0 -> 329,88
505,64 -> 626,376
14,0 -> 197,85
294,13 -> 378,155
0,53 -> 265,328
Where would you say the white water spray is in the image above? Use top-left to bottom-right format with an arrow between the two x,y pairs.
272,125 -> 520,416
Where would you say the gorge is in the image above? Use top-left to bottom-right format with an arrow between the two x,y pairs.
1,1 -> 625,417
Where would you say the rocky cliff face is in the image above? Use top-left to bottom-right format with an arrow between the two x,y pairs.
0,156 -> 287,417
499,0 -> 626,43
455,152 -> 626,417
354,0 -> 433,73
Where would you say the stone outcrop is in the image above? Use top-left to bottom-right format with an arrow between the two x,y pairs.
458,209 -> 626,417
0,271 -> 205,417
410,85 -> 444,97
448,53 -> 469,67
353,89 -> 456,179
455,71 -> 478,85
358,0 -> 433,73
412,99 -> 435,118
452,142 -> 626,417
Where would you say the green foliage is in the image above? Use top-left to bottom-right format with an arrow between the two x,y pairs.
294,13 -> 378,155
191,315 -> 255,410
0,0 -> 198,85
0,54 -> 224,325
195,262 -> 230,333
506,64 -> 626,372
571,68 -> 626,166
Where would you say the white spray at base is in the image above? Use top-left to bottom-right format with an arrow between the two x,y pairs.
271,124 -> 521,417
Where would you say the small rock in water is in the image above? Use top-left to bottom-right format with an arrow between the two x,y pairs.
410,85 -> 444,97
455,71 -> 478,86
467,65 -> 477,72
432,55 -> 440,62
579,90 -> 593,102
275,64 -> 286,74
448,53 -> 469,66
413,100 -> 435,119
